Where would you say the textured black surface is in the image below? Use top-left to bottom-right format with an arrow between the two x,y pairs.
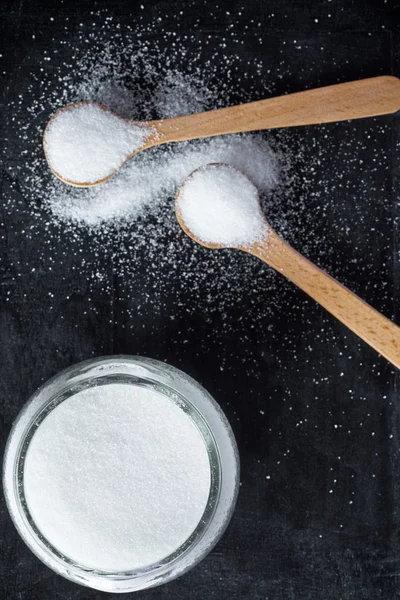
1,1 -> 400,599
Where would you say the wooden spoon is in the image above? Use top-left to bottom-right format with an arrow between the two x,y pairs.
44,75 -> 400,187
175,164 -> 400,369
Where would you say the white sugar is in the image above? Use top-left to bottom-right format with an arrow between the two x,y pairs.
23,383 -> 211,572
177,164 -> 266,247
46,135 -> 278,227
5,20 -> 293,335
44,103 -> 151,184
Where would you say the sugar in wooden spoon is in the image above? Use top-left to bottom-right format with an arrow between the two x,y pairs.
43,76 -> 400,187
175,163 -> 400,369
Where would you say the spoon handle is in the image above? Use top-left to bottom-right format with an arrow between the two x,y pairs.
151,76 -> 400,143
249,231 -> 400,369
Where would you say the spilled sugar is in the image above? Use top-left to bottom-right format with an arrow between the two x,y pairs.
6,16 -> 284,233
24,383 -> 211,572
44,103 -> 152,184
2,10 -> 392,382
177,164 -> 266,246
0,14 -> 327,347
46,135 -> 278,227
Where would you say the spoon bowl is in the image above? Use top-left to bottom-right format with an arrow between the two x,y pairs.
175,162 -> 271,251
43,101 -> 159,187
176,164 -> 400,370
44,76 -> 400,187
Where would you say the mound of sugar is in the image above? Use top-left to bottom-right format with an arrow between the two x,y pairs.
44,103 -> 151,184
177,164 -> 266,247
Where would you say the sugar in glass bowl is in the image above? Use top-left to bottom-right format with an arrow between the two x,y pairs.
3,356 -> 239,593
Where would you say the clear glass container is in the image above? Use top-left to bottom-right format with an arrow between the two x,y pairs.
3,356 -> 240,593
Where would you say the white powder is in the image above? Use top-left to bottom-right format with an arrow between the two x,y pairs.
4,16 -> 304,338
177,164 -> 266,247
23,383 -> 211,572
46,135 -> 278,227
44,103 -> 151,184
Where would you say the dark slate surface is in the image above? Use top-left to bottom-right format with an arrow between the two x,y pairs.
1,1 -> 400,599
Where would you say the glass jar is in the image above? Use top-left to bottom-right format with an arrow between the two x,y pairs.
3,356 -> 239,593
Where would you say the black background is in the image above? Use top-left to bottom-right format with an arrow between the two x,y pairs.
1,0 -> 400,599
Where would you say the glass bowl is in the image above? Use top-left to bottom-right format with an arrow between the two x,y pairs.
3,356 -> 240,593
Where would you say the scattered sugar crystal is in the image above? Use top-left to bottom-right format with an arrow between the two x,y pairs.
3,9 -> 392,389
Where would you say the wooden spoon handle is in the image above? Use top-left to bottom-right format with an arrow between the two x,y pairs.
249,230 -> 400,368
150,76 -> 400,144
